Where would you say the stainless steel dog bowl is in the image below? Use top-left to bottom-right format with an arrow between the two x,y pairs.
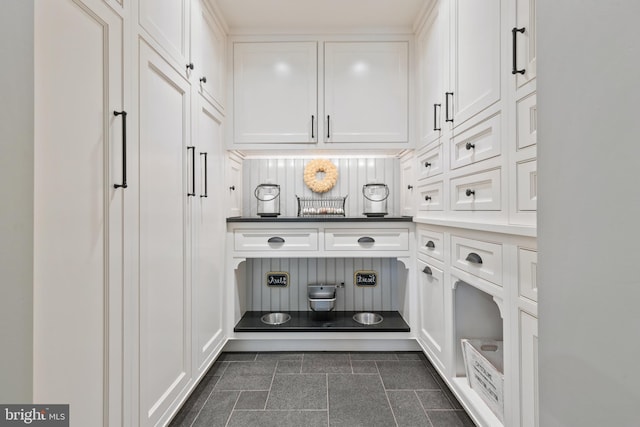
353,312 -> 383,325
260,312 -> 291,325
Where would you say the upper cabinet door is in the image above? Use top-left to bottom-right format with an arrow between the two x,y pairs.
233,42 -> 318,144
515,0 -> 537,89
449,0 -> 501,127
324,42 -> 409,143
193,0 -> 226,111
139,0 -> 190,69
418,1 -> 447,149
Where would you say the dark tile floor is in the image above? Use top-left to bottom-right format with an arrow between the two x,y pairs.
169,351 -> 476,427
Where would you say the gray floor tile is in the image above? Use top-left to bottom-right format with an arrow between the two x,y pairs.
396,352 -> 423,360
276,360 -> 302,373
266,374 -> 327,410
350,352 -> 399,360
328,374 -> 395,427
351,360 -> 378,374
227,410 -> 328,427
429,372 -> 463,409
256,352 -> 304,361
427,410 -> 476,427
387,390 -> 432,427
235,390 -> 269,410
205,361 -> 229,377
302,352 -> 351,373
191,391 -> 239,427
214,361 -> 276,391
217,352 -> 257,361
169,375 -> 219,426
377,360 -> 441,390
417,390 -> 454,410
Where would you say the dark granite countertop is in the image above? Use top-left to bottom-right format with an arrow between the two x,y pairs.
227,216 -> 413,223
234,311 -> 410,332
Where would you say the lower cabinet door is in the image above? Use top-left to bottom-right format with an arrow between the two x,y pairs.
520,311 -> 539,427
418,259 -> 446,371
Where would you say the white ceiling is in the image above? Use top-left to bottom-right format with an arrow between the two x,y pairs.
214,0 -> 430,34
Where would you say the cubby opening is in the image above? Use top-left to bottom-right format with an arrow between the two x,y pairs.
233,257 -> 410,332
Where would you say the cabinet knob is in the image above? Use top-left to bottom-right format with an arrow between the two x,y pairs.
200,76 -> 207,83
422,266 -> 433,276
426,240 -> 435,249
425,195 -> 432,201
424,161 -> 432,168
407,185 -> 413,190
465,252 -> 483,264
229,185 -> 236,191
186,62 -> 194,70
465,189 -> 475,197
465,142 -> 475,150
268,237 -> 285,244
358,236 -> 375,244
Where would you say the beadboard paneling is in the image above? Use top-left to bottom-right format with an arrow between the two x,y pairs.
243,258 -> 403,312
242,157 -> 400,217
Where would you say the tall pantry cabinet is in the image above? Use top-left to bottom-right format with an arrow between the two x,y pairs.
33,0 -> 228,426
414,0 -> 537,426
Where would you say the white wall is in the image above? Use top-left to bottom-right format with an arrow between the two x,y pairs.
0,0 -> 34,403
538,1 -> 640,426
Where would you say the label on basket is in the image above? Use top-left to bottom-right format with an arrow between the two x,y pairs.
354,270 -> 377,287
266,272 -> 289,287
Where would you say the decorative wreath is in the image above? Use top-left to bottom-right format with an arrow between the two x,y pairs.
303,159 -> 338,193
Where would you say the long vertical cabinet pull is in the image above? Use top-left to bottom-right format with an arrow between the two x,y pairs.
512,27 -> 526,75
187,146 -> 196,197
326,115 -> 331,139
199,152 -> 208,198
311,115 -> 315,139
113,111 -> 128,189
445,92 -> 454,123
433,103 -> 442,131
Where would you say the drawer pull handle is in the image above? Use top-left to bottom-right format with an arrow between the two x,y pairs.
512,27 -> 526,75
358,237 -> 375,244
113,111 -> 128,189
465,142 -> 475,150
426,240 -> 435,249
466,252 -> 483,264
425,195 -> 432,201
424,161 -> 432,168
433,103 -> 441,131
422,266 -> 433,275
187,146 -> 196,197
268,237 -> 285,244
465,189 -> 475,197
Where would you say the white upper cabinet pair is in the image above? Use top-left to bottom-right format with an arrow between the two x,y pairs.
139,0 -> 226,110
232,41 -> 409,146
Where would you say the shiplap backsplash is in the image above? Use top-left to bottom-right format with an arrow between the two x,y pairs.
242,157 -> 400,217
242,258 -> 407,312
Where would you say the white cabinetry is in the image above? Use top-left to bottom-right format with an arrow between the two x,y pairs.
138,40 -> 193,427
226,152 -> 243,217
324,42 -> 408,143
231,39 -> 409,149
34,1 -> 125,425
138,0 -> 191,70
192,0 -> 226,111
417,258 -> 447,372
233,42 -> 318,144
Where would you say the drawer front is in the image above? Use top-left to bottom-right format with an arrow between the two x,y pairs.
517,92 -> 537,150
517,159 -> 537,212
417,227 -> 445,262
452,236 -> 502,285
417,181 -> 444,211
417,144 -> 443,181
518,248 -> 538,302
451,113 -> 501,170
325,229 -> 409,251
234,229 -> 318,251
450,168 -> 501,211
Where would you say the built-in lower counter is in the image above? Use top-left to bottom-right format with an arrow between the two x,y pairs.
235,311 -> 410,332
